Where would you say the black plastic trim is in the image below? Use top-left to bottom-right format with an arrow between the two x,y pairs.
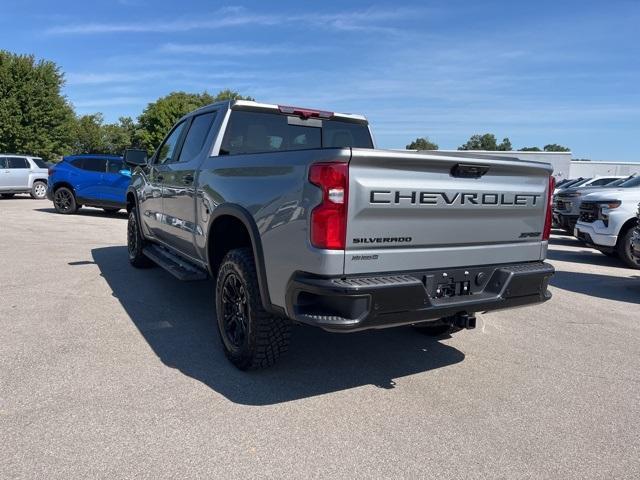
286,261 -> 554,332
206,204 -> 280,315
76,196 -> 126,209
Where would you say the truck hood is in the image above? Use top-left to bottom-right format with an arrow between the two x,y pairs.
557,185 -> 621,197
582,187 -> 640,202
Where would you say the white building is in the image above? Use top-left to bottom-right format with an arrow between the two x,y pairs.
417,150 -> 640,180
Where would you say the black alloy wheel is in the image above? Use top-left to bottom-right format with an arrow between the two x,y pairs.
53,187 -> 77,214
220,272 -> 249,350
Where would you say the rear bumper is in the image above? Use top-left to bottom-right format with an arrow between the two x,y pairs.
286,261 -> 554,332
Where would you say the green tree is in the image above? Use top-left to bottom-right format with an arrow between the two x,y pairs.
0,50 -> 75,161
103,116 -> 137,155
72,113 -> 105,153
543,143 -> 570,152
459,133 -> 511,151
406,137 -> 438,150
497,137 -> 512,151
520,146 -> 542,152
136,90 -> 254,155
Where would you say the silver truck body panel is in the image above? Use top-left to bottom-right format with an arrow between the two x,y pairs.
130,100 -> 554,313
345,149 -> 552,275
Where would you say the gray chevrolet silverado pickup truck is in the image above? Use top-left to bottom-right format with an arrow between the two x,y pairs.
124,100 -> 555,370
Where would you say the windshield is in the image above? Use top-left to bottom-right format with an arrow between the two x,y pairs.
607,177 -> 632,187
570,178 -> 592,188
559,178 -> 583,189
619,176 -> 640,188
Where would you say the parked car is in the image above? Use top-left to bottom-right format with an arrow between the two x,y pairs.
631,204 -> 640,262
575,176 -> 640,268
124,100 -> 555,370
553,175 -> 629,232
554,177 -> 588,195
0,154 -> 49,199
47,154 -> 130,214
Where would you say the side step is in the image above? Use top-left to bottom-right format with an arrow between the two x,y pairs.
142,245 -> 208,281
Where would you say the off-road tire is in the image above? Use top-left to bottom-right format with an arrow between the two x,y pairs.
53,187 -> 77,214
31,181 -> 47,199
617,228 -> 640,269
215,248 -> 291,370
127,207 -> 154,268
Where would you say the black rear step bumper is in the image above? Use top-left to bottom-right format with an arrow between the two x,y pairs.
286,261 -> 554,332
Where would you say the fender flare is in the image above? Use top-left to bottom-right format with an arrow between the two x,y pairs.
206,204 -> 281,315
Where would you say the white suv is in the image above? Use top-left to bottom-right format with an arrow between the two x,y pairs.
0,154 -> 49,199
574,177 -> 640,268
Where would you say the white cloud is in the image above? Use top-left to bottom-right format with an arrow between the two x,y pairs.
72,96 -> 147,108
46,6 -> 425,35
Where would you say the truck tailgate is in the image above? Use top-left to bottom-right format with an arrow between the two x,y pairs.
345,149 -> 552,275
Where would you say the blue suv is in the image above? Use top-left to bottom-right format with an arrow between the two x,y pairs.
47,154 -> 131,214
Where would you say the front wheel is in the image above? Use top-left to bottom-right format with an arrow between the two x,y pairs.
31,181 -> 47,199
215,248 -> 291,370
53,187 -> 77,214
617,228 -> 640,269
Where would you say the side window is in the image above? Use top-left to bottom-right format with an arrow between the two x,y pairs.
155,121 -> 187,165
177,112 -> 216,163
107,159 -> 124,173
71,158 -> 84,169
82,158 -> 107,172
7,157 -> 29,169
0,157 -> 6,169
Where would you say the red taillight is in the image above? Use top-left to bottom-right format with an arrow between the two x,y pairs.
278,105 -> 333,119
543,176 -> 555,240
48,168 -> 54,176
309,162 -> 348,250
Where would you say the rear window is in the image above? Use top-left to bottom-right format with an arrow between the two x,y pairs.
32,158 -> 48,169
220,110 -> 373,156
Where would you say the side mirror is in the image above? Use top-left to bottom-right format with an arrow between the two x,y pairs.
123,149 -> 148,166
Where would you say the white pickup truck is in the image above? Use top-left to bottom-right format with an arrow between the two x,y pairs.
575,177 -> 640,268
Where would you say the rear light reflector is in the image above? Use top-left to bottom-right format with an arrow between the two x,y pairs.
309,162 -> 348,250
278,105 -> 333,119
543,176 -> 555,240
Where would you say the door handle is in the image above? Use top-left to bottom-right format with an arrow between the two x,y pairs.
183,174 -> 194,185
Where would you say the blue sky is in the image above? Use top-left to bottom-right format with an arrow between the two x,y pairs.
2,0 -> 639,159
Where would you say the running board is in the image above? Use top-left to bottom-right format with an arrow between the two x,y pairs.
142,245 -> 208,281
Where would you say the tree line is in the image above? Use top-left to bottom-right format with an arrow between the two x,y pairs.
406,135 -> 570,152
0,50 -> 252,161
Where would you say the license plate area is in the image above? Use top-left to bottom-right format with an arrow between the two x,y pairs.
422,266 -> 496,299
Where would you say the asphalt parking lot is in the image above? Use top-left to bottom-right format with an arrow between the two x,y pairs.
1,197 -> 639,479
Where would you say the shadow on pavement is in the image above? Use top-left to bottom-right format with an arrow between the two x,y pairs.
548,236 -> 583,248
546,248 -> 625,268
92,246 -> 465,405
551,270 -> 640,304
35,207 -> 127,218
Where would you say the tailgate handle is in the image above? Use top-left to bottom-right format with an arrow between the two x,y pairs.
451,163 -> 489,178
